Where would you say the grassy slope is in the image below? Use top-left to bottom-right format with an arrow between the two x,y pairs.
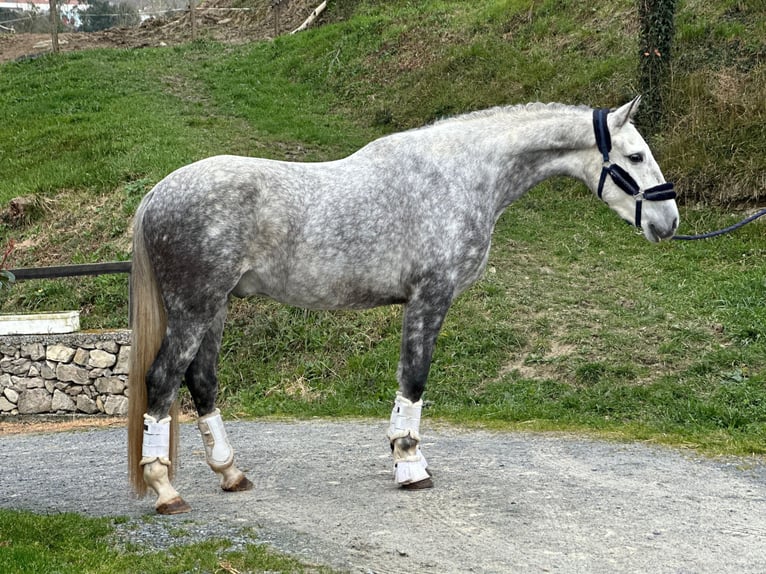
0,0 -> 764,455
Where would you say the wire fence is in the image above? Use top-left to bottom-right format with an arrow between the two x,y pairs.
0,5 -> 249,31
0,0 -> 323,39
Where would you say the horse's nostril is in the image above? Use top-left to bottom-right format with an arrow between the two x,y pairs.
650,222 -> 675,242
672,217 -> 679,232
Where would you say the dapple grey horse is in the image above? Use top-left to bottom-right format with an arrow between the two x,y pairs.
128,98 -> 679,514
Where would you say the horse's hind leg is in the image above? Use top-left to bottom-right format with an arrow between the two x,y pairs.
142,316 -> 213,515
388,278 -> 453,489
185,306 -> 253,493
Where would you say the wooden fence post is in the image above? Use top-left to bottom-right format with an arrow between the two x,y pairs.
190,0 -> 197,41
271,0 -> 284,36
48,0 -> 59,53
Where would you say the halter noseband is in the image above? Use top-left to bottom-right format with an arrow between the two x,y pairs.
592,108 -> 676,229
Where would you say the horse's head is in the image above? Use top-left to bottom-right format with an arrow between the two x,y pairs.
588,97 -> 679,242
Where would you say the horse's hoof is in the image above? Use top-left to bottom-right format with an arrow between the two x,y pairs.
156,496 -> 192,515
400,477 -> 434,490
223,474 -> 254,492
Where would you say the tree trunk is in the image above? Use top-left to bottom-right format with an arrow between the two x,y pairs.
637,0 -> 677,134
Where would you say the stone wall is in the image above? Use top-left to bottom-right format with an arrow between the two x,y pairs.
0,331 -> 131,416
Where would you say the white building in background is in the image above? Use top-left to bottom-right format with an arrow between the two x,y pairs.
0,1 -> 84,28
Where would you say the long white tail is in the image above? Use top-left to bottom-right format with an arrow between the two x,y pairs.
127,202 -> 179,496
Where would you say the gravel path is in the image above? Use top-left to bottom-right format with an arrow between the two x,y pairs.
1,419 -> 765,573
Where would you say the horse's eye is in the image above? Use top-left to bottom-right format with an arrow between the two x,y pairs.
628,153 -> 644,163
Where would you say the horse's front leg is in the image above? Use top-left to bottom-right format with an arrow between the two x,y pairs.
388,392 -> 431,488
388,281 -> 452,489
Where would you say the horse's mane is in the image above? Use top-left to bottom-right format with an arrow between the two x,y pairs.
367,102 -> 597,151
433,102 -> 592,126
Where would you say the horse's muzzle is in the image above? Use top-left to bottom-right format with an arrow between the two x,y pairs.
647,217 -> 679,242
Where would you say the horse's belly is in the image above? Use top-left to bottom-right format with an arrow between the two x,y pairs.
233,269 -> 406,310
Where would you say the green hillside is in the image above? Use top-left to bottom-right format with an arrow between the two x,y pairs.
1,0 -> 763,207
0,0 -> 764,454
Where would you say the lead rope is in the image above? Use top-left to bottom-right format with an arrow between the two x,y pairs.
672,207 -> 766,241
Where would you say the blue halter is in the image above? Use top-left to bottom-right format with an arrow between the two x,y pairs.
592,108 -> 676,229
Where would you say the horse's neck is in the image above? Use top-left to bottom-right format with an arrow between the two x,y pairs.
491,113 -> 594,208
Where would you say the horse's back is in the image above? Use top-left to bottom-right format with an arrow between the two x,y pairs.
137,147 -> 493,310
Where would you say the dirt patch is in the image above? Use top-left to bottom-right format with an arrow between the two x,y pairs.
0,1 -> 320,64
0,415 -> 125,435
0,411 -> 196,435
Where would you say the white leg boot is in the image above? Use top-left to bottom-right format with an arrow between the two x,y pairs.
197,409 -> 253,492
141,414 -> 190,514
387,392 -> 432,488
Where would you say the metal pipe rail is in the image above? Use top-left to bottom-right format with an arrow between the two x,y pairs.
5,261 -> 133,325
9,261 -> 132,281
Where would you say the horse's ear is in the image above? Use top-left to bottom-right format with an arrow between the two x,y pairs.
610,96 -> 641,129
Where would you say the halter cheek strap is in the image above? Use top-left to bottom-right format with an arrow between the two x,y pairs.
592,109 -> 676,229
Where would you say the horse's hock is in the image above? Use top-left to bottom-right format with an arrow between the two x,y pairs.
0,331 -> 131,416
